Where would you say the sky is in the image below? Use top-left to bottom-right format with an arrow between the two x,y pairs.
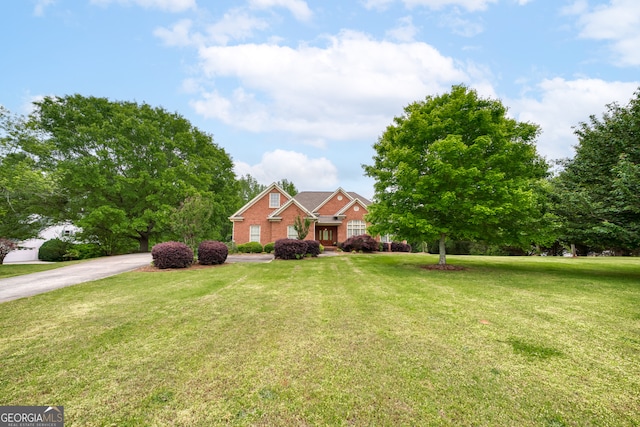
2,0 -> 639,198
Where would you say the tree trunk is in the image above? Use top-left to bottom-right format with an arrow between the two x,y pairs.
438,233 -> 447,265
139,235 -> 150,253
571,243 -> 577,258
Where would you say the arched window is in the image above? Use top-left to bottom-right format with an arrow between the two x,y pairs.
347,220 -> 366,238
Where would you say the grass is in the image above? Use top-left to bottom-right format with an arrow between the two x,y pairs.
0,254 -> 639,426
0,260 -> 82,279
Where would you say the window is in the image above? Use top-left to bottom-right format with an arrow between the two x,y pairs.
269,193 -> 280,208
380,234 -> 392,243
347,220 -> 366,238
287,225 -> 297,239
249,225 -> 261,242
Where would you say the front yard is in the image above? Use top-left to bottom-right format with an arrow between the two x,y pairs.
0,254 -> 638,426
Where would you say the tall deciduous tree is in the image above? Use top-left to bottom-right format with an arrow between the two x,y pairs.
0,107 -> 55,263
553,88 -> 640,253
25,95 -> 237,252
364,85 -> 550,265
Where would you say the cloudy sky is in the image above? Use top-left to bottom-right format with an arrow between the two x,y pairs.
2,0 -> 639,197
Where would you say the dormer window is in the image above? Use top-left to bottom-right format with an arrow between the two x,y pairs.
269,193 -> 280,208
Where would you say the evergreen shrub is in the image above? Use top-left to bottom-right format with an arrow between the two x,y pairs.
151,241 -> 194,269
197,240 -> 228,265
305,240 -> 321,257
274,239 -> 307,260
237,242 -> 263,253
39,239 -> 73,262
264,242 -> 275,253
339,234 -> 378,253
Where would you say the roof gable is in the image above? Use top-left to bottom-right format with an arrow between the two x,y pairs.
336,198 -> 370,215
229,182 -> 292,219
307,188 -> 353,213
269,197 -> 316,219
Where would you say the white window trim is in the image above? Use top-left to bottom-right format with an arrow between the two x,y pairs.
347,220 -> 366,238
249,225 -> 261,242
269,193 -> 280,208
287,225 -> 297,239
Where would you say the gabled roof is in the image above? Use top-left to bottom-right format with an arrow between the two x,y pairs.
229,182 -> 292,220
268,197 -> 316,220
293,189 -> 372,213
336,198 -> 370,215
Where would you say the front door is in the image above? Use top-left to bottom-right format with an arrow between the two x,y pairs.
316,226 -> 337,247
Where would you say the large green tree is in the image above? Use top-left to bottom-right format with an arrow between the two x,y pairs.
24,95 -> 237,253
553,88 -> 640,253
364,85 -> 550,265
0,107 -> 55,263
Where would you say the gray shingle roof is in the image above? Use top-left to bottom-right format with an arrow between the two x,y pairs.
293,191 -> 371,212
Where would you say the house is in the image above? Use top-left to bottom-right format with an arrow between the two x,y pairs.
229,183 -> 373,247
4,223 -> 79,263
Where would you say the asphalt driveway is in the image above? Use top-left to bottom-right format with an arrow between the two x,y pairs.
0,253 -> 153,303
0,253 -> 278,303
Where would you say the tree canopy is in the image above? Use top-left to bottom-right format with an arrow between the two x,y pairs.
364,85 -> 550,265
552,88 -> 640,254
23,95 -> 238,252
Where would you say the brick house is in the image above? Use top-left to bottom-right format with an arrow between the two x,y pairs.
229,182 -> 373,247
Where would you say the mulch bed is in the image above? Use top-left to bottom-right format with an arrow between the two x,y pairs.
136,262 -> 227,272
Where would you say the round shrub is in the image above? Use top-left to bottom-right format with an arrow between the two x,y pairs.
264,242 -> 275,253
305,240 -> 321,257
339,234 -> 378,253
197,240 -> 228,265
151,241 -> 194,269
274,239 -> 308,260
237,242 -> 263,253
39,238 -> 74,262
391,242 -> 412,252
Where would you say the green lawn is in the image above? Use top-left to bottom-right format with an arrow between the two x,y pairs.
0,260 -> 82,279
1,254 -> 639,426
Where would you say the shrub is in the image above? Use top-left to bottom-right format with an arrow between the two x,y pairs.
39,239 -> 74,262
339,234 -> 378,253
264,242 -> 275,253
226,241 -> 238,254
305,240 -> 321,257
391,242 -> 412,252
151,241 -> 194,269
197,240 -> 228,265
75,243 -> 105,259
274,239 -> 308,260
237,242 -> 263,253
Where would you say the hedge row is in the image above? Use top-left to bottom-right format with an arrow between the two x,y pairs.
380,241 -> 412,252
274,239 -> 322,260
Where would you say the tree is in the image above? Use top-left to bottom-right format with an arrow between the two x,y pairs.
364,85 -> 549,265
24,95 -> 237,252
169,194 -> 215,250
237,174 -> 266,204
293,215 -> 311,240
553,88 -> 640,253
0,107 -> 55,263
276,178 -> 298,196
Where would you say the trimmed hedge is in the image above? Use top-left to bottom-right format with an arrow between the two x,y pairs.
339,234 -> 378,253
380,242 -> 412,252
237,242 -> 263,253
305,240 -> 321,257
151,241 -> 194,269
274,239 -> 308,260
197,240 -> 228,265
39,239 -> 73,262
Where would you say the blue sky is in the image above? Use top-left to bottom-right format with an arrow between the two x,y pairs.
2,0 -> 639,198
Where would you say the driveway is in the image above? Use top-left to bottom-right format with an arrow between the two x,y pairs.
0,252 -> 338,303
0,253 -> 152,303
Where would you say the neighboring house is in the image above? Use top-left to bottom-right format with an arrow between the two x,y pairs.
229,183 -> 373,247
4,223 -> 78,263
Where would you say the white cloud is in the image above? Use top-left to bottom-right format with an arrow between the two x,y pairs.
191,30 -> 471,141
571,0 -> 640,66
234,149 -> 339,189
385,16 -> 419,42
34,0 -> 55,16
364,0 -> 497,12
509,77 -> 639,161
248,0 -> 313,22
439,10 -> 484,36
90,0 -> 196,12
154,19 -> 197,46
